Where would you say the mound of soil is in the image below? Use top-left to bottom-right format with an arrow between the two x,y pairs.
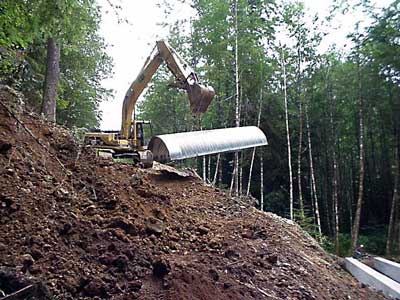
0,87 -> 386,299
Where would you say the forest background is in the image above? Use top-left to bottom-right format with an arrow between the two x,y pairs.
0,0 -> 399,257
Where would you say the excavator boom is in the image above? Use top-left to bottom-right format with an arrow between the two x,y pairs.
121,40 -> 215,139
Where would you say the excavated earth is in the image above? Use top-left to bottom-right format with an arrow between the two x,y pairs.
0,87 -> 386,299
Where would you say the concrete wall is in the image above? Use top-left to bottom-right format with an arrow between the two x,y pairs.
345,257 -> 400,299
373,257 -> 400,283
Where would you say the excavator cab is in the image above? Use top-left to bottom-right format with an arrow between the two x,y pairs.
129,120 -> 152,149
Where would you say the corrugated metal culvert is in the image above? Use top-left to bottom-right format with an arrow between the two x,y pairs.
148,126 -> 268,162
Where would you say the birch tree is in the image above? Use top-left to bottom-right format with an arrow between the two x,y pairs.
247,88 -> 263,197
260,152 -> 264,211
325,61 -> 340,253
387,143 -> 399,254
280,48 -> 294,220
352,55 -> 365,250
305,100 -> 322,237
234,0 -> 240,197
330,93 -> 340,254
212,154 -> 221,186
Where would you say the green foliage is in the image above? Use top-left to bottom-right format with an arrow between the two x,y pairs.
0,0 -> 112,128
320,234 -> 351,257
295,208 -> 320,237
0,1 -> 35,48
322,229 -> 388,257
363,0 -> 400,84
263,191 -> 288,215
318,234 -> 336,253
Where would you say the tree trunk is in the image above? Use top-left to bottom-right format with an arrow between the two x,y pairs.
352,61 -> 365,250
208,156 -> 211,182
41,37 -> 60,122
201,126 -> 206,182
234,0 -> 240,197
218,157 -> 223,187
260,152 -> 264,211
247,89 -> 263,196
387,143 -> 399,255
333,153 -> 340,254
212,154 -> 220,186
347,161 -> 354,239
306,101 -> 322,237
309,168 -> 316,228
203,156 -> 206,182
297,100 -> 304,220
297,49 -> 304,221
329,81 -> 340,254
239,154 -> 243,195
281,49 -> 294,220
324,150 -> 333,235
247,148 -> 256,196
230,164 -> 236,196
397,220 -> 400,253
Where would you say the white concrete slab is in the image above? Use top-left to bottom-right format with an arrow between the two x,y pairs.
373,257 -> 400,283
345,257 -> 400,299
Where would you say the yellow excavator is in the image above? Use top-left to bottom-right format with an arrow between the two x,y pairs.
84,40 -> 215,166
85,40 -> 268,167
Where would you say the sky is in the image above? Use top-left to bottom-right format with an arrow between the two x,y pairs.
98,0 -> 188,130
97,0 -> 392,130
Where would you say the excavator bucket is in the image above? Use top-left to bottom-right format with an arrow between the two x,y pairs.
148,126 -> 268,162
187,83 -> 215,114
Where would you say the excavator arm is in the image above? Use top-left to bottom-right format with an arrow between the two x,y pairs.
85,40 -> 268,168
121,40 -> 215,139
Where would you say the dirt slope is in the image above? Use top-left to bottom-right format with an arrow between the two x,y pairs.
0,87 -> 385,299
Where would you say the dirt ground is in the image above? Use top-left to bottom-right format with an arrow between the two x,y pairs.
0,86 -> 386,299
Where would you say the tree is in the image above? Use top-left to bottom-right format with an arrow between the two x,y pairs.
352,48 -> 365,250
387,144 -> 399,254
0,0 -> 112,127
305,99 -> 322,237
364,0 -> 400,85
280,47 -> 294,220
247,88 -> 263,197
234,0 -> 240,197
41,37 -> 60,122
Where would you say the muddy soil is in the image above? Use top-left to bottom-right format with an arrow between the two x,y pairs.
0,87 -> 386,299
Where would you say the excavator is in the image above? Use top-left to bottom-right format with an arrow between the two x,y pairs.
84,40 -> 215,166
85,40 -> 268,167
